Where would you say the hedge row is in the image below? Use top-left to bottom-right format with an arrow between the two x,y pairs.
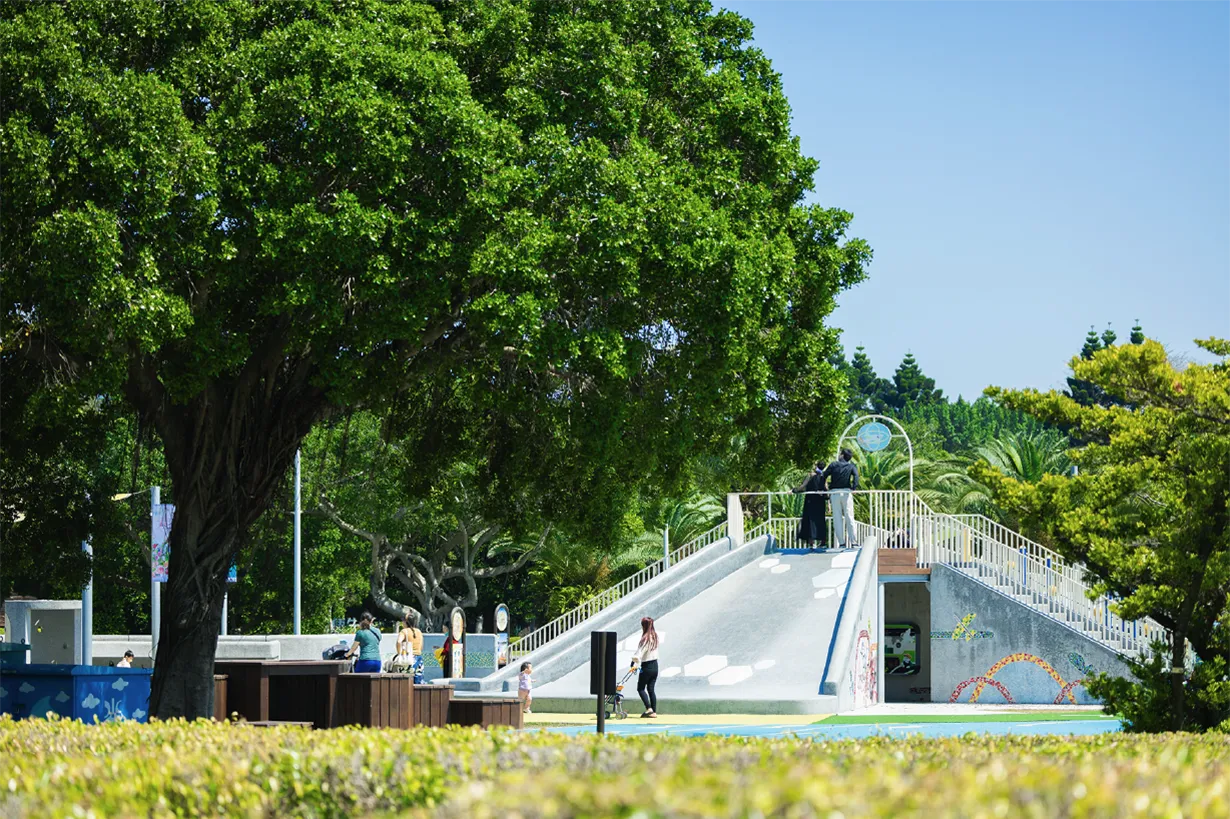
1,716 -> 1228,817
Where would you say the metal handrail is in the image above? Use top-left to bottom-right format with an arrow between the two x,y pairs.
507,520 -> 728,661
915,512 -> 1169,656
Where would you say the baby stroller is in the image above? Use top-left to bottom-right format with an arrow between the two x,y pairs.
604,666 -> 638,720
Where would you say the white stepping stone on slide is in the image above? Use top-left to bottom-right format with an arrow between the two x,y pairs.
708,665 -> 754,686
812,569 -> 850,589
830,552 -> 858,569
753,659 -> 776,671
659,666 -> 681,678
770,564 -> 791,574
758,558 -> 780,569
814,589 -> 836,599
683,655 -> 728,677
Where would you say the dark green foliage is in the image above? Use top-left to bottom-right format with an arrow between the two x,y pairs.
884,353 -> 944,411
899,398 -> 1056,455
1087,636 -> 1230,733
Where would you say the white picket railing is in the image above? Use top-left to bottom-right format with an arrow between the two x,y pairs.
507,520 -> 728,661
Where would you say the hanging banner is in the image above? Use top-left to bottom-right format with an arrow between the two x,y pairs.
494,603 -> 510,668
227,564 -> 238,584
151,503 -> 175,583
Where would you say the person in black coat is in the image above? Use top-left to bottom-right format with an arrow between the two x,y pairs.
791,464 -> 829,550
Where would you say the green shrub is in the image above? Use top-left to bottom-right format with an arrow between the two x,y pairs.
1,716 -> 1228,818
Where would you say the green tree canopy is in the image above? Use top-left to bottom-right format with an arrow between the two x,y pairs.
2,0 -> 869,717
979,337 -> 1230,731
883,352 -> 943,411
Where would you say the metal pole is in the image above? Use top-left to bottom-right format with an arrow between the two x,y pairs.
294,449 -> 302,635
82,533 -> 93,666
221,592 -> 228,636
877,581 -> 886,704
151,485 -> 160,660
663,525 -> 670,569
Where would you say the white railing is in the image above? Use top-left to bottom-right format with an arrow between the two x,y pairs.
508,520 -> 728,661
749,490 -> 924,550
748,492 -> 1169,658
917,513 -> 1169,656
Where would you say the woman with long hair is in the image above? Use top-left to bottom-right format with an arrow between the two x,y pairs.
629,616 -> 660,718
345,612 -> 383,673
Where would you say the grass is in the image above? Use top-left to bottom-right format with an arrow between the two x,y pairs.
1,715 -> 1227,817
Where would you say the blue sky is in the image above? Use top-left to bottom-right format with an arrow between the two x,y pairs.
723,1 -> 1229,399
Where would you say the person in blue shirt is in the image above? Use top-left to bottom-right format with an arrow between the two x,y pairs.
344,612 -> 383,673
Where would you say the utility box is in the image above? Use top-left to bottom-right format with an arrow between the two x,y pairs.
0,665 -> 152,722
0,639 -> 29,668
3,600 -> 82,665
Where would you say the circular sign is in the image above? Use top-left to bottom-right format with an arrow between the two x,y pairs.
856,421 -> 892,452
450,607 -> 465,641
494,603 -> 509,633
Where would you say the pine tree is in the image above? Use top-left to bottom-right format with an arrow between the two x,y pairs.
848,346 -> 890,414
1066,327 -> 1106,406
1130,321 -> 1145,345
885,353 -> 944,411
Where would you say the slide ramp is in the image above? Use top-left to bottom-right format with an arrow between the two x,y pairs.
534,546 -> 877,715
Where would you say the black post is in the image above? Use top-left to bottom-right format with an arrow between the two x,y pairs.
590,631 -> 616,736
596,631 -> 606,735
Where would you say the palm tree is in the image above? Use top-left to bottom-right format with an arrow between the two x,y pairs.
933,431 -> 1073,520
974,431 -> 1072,483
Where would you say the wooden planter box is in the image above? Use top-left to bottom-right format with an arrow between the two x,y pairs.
447,697 -> 524,730
213,660 -> 346,729
335,674 -> 412,729
412,684 -> 452,728
213,675 -> 228,721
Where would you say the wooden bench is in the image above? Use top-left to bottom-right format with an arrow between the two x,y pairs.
447,696 -> 524,730
879,547 -> 929,576
335,674 -> 412,729
412,684 -> 452,728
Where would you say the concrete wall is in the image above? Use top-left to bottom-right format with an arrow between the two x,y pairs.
930,564 -> 1129,705
883,582 -> 930,703
820,544 -> 879,711
90,633 -> 497,677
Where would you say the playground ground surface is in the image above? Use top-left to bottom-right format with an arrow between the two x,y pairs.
525,702 -> 1123,738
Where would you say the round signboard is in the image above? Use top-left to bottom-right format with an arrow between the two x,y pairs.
494,603 -> 509,633
856,421 -> 892,452
450,607 -> 466,641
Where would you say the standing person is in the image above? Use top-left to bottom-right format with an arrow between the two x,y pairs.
395,612 -> 424,675
629,616 -> 660,718
823,448 -> 860,547
518,661 -> 534,714
345,612 -> 383,673
116,650 -> 135,668
791,464 -> 829,550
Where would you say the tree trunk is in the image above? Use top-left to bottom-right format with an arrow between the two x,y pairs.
133,347 -> 326,719
1170,627 -> 1187,731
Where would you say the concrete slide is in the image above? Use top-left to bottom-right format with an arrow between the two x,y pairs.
533,547 -> 870,715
